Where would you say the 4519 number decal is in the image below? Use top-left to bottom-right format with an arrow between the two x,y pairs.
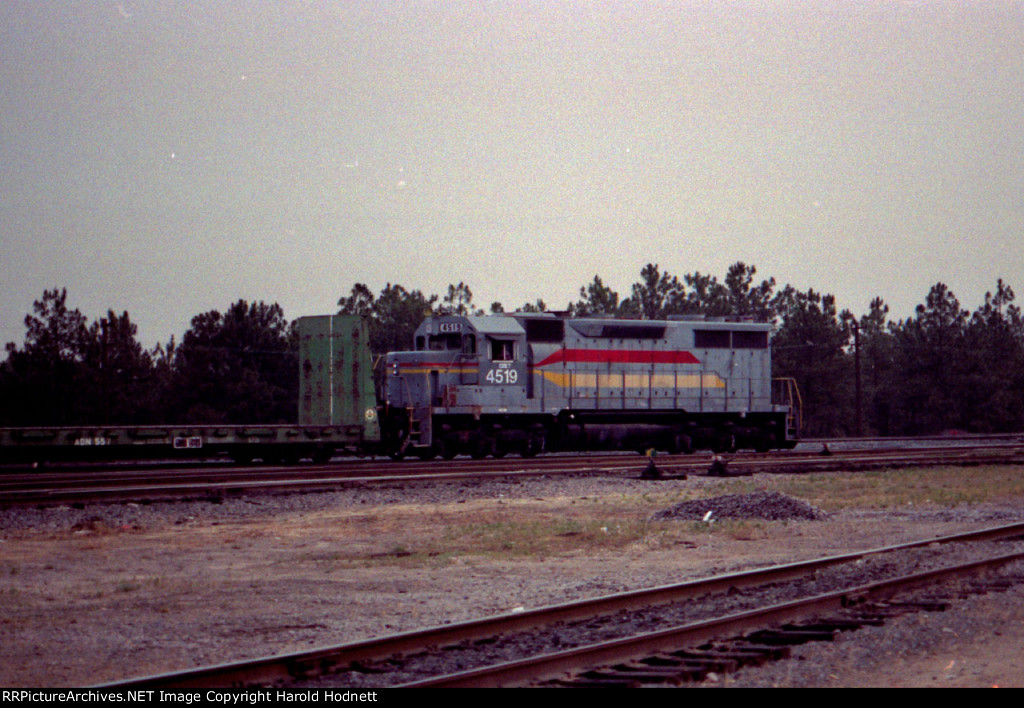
485,368 -> 518,384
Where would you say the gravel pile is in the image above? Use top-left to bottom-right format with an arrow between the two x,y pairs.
653,491 -> 828,522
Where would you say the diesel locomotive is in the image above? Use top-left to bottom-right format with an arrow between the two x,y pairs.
381,312 -> 800,459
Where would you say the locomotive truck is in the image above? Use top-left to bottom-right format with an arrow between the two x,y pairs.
0,313 -> 800,464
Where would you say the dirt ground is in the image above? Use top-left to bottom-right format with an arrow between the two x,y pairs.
2,471 -> 1024,688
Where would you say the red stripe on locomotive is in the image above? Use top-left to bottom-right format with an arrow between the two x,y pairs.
534,349 -> 700,367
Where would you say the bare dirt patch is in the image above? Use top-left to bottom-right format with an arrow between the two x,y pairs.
2,468 -> 1024,687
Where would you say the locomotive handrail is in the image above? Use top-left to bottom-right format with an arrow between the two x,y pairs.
772,377 -> 803,436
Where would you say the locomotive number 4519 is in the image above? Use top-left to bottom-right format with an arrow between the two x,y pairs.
485,367 -> 518,384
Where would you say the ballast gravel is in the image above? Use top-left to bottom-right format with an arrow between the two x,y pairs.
308,548 -> 1024,688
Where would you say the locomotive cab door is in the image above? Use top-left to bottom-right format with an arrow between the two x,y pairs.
484,337 -> 521,385
480,335 -> 527,410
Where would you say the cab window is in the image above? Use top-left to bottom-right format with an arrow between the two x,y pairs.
490,339 -> 514,361
429,334 -> 462,350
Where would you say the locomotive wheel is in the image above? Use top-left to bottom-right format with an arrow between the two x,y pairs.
437,438 -> 458,460
520,434 -> 543,458
470,436 -> 493,459
754,431 -> 776,453
387,427 -> 410,460
669,433 -> 693,455
388,437 -> 408,460
712,434 -> 736,454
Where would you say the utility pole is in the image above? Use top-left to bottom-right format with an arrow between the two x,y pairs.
852,320 -> 862,437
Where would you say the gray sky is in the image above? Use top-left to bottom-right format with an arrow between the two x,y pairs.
2,0 -> 1022,348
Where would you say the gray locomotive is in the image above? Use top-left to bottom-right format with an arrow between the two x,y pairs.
382,313 -> 800,459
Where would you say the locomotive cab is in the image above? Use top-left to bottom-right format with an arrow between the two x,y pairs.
383,315 -> 532,457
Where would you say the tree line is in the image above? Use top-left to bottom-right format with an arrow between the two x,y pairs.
3,263 -> 1023,438
1,292 -> 296,426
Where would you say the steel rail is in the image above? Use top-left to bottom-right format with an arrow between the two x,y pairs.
5,440 -> 1021,478
1,452 -> 656,505
403,550 -> 1024,687
6,444 -> 1024,507
0,468 -> 591,507
101,522 -> 1024,689
0,451 -> 667,495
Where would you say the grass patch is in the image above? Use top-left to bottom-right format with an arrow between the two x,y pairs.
434,516 -> 652,558
315,499 -> 678,567
304,464 -> 1024,568
711,465 -> 1024,512
334,509 -> 778,567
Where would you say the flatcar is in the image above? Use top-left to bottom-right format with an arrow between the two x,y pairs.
0,315 -> 380,465
381,313 -> 800,459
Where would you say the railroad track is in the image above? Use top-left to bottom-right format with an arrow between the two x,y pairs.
104,522 -> 1024,689
0,453 -> 657,507
4,443 -> 1024,508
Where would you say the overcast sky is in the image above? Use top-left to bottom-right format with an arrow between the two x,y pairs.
2,1 -> 1022,348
